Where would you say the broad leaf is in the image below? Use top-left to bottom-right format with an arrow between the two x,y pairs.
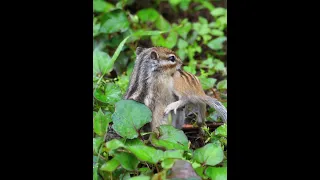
199,77 -> 217,90
124,138 -> 145,146
114,152 -> 139,171
150,125 -> 189,151
93,48 -> 112,77
100,9 -> 129,34
94,83 -> 122,105
112,100 -> 152,139
105,139 -> 125,151
193,143 -> 224,166
93,109 -> 112,136
205,167 -> 227,180
100,158 -> 120,172
127,145 -> 164,164
163,150 -> 184,159
207,37 -> 227,50
217,80 -> 227,90
215,124 -> 227,137
93,137 -> 104,154
195,167 -> 207,179
137,8 -> 160,22
155,15 -> 171,31
161,158 -> 176,169
210,8 -> 226,17
129,176 -> 150,180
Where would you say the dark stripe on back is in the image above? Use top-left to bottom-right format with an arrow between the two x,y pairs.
133,53 -> 150,103
184,71 -> 198,87
135,73 -> 149,103
178,69 -> 190,84
125,53 -> 146,99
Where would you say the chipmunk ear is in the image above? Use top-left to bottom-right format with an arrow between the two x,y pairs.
136,47 -> 146,56
150,50 -> 159,60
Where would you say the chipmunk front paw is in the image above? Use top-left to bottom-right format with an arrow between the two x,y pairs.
164,102 -> 179,116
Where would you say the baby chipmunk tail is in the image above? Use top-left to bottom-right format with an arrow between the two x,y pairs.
201,96 -> 227,123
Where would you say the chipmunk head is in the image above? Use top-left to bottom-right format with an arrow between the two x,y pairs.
136,46 -> 182,75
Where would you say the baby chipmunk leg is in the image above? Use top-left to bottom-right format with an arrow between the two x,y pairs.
164,100 -> 187,115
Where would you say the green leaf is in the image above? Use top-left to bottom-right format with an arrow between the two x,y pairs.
93,163 -> 99,180
93,137 -> 104,154
110,35 -> 131,63
183,65 -> 196,75
132,30 -> 166,37
193,143 -> 224,166
167,31 -> 178,49
200,1 -> 215,11
139,167 -> 153,176
115,74 -> 129,93
177,38 -> 188,49
124,138 -> 145,146
151,31 -> 178,49
120,172 -> 131,180
163,150 -> 184,159
129,176 -> 150,180
105,139 -> 125,151
179,0 -> 191,11
114,152 -> 139,171
211,8 -> 226,17
93,48 -> 112,77
202,34 -> 212,44
215,124 -> 227,137
93,109 -> 112,136
207,37 -> 227,50
199,17 -> 208,24
155,16 -> 171,31
150,125 -> 189,151
193,22 -> 210,35
176,49 -> 186,61
214,60 -> 225,71
137,8 -> 160,22
211,29 -> 224,37
112,100 -> 152,139
205,167 -> 227,180
100,9 -> 129,34
127,145 -> 164,164
93,0 -> 114,13
169,0 -> 181,6
202,57 -> 214,69
161,158 -> 176,169
100,158 -> 120,172
217,80 -> 227,90
199,77 -> 217,90
177,22 -> 192,39
93,19 -> 101,37
94,83 -> 122,105
195,167 -> 207,179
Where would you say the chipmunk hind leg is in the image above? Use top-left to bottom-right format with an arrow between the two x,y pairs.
171,108 -> 185,129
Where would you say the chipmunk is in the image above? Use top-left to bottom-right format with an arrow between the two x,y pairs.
124,46 -> 227,132
164,69 -> 227,125
124,47 -> 184,132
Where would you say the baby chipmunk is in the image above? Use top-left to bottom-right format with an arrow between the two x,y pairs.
164,68 -> 227,125
124,46 -> 227,132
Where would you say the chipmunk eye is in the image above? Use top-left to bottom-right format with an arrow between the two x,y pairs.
168,55 -> 175,62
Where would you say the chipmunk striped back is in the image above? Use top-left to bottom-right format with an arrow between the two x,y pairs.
124,47 -> 184,131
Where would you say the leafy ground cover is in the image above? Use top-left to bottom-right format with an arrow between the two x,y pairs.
93,0 -> 227,179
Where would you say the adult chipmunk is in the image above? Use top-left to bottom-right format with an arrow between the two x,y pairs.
124,47 -> 227,132
124,47 -> 183,132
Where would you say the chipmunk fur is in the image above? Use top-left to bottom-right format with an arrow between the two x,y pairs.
124,46 -> 227,132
